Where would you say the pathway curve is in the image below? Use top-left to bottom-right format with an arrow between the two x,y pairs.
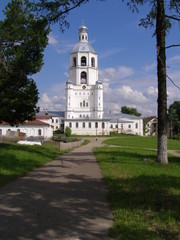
0,138 -> 113,240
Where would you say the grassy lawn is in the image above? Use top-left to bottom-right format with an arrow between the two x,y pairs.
94,137 -> 180,240
0,142 -> 65,187
104,135 -> 180,150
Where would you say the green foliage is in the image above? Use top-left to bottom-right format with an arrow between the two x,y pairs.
124,0 -> 180,33
94,146 -> 180,240
0,142 -> 64,187
32,0 -> 88,31
0,0 -> 50,125
168,101 -> 180,137
121,106 -> 142,116
65,126 -> 72,137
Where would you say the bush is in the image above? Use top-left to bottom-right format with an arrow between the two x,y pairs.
65,126 -> 71,137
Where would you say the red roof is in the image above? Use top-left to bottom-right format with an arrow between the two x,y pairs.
1,120 -> 50,126
24,119 -> 50,126
36,115 -> 52,119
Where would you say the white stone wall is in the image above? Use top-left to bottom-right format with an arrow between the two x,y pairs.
64,120 -> 109,135
0,124 -> 53,139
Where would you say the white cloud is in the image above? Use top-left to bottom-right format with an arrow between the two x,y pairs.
146,86 -> 158,97
48,34 -> 58,46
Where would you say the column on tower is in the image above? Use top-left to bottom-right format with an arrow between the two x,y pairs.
95,80 -> 104,119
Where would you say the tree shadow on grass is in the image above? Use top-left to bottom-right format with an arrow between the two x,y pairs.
105,174 -> 180,240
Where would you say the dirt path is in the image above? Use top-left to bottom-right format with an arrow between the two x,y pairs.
0,138 -> 113,240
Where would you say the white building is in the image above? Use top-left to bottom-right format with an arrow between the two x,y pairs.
64,25 -> 109,135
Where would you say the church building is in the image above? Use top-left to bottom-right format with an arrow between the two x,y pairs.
64,25 -> 109,135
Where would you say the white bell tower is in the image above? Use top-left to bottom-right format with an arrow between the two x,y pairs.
65,25 -> 103,120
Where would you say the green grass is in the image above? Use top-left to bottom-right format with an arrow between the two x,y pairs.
104,136 -> 180,150
93,137 -> 180,240
0,142 -> 65,187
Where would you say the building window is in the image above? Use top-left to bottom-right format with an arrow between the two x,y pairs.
81,71 -> 87,84
121,124 -> 123,130
76,122 -> 78,128
128,124 -> 131,128
0,129 -> 2,135
91,57 -> 95,67
89,122 -> 91,128
52,119 -> 54,123
136,123 -> 138,129
80,114 -> 82,118
38,129 -> 42,136
56,119 -> 58,123
83,122 -> 85,128
110,124 -> 113,128
81,56 -> 86,66
95,122 -> 98,128
80,102 -> 82,107
69,122 -> 72,128
86,102 -> 88,107
73,57 -> 76,66
102,122 -> 105,129
56,126 -> 58,129
83,100 -> 86,107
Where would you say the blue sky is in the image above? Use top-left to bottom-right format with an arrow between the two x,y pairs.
1,0 -> 180,116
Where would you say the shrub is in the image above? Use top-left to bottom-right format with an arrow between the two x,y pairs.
65,126 -> 71,137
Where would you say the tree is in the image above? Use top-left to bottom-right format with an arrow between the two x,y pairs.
0,0 -> 50,125
121,106 -> 142,116
31,0 -> 89,32
168,101 -> 180,138
122,0 -> 180,164
65,126 -> 71,138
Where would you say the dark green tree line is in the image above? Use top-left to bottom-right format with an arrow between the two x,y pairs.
121,106 -> 142,116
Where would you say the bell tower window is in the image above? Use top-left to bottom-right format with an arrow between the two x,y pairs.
73,57 -> 76,66
81,56 -> 86,66
91,57 -> 95,67
81,71 -> 87,84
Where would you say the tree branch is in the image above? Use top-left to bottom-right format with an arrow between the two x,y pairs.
166,44 -> 180,49
165,14 -> 180,21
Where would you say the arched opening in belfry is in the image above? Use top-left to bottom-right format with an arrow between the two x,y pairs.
81,71 -> 87,84
91,57 -> 95,67
81,56 -> 86,66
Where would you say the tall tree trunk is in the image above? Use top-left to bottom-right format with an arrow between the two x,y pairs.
156,0 -> 168,164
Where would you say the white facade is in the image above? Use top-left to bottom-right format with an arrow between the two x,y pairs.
65,25 -> 103,121
64,25 -> 106,135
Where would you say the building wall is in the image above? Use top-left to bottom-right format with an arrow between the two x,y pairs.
0,125 -> 53,139
64,120 -> 109,135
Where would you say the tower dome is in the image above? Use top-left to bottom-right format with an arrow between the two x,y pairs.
72,25 -> 96,53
